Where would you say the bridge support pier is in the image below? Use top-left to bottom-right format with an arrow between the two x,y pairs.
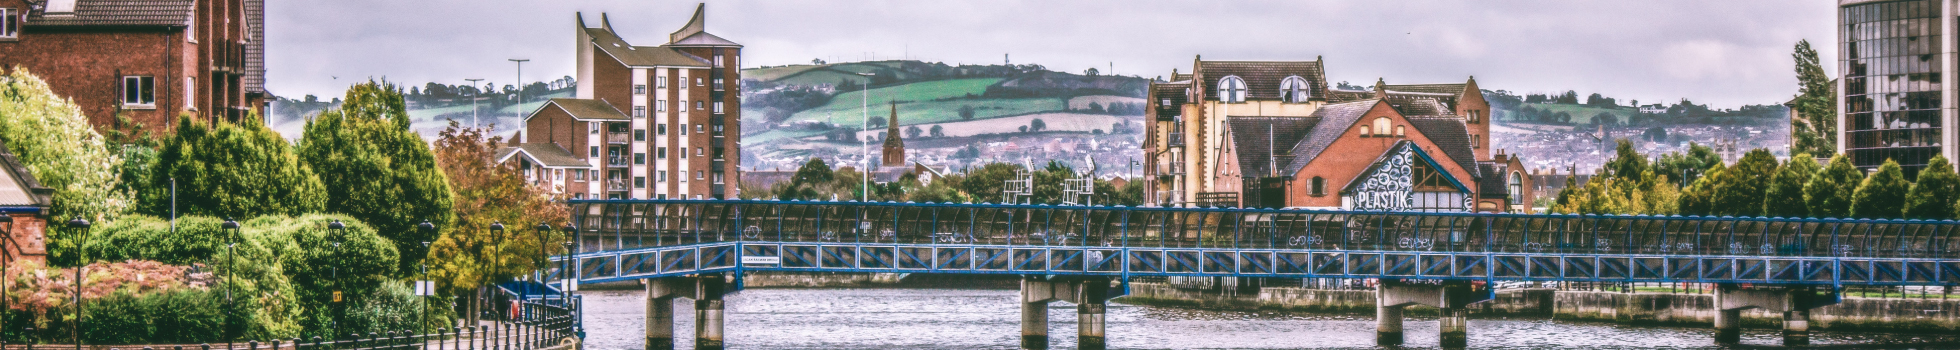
1021,276 -> 1113,350
1376,280 -> 1487,348
644,274 -> 730,350
1713,284 -> 1835,347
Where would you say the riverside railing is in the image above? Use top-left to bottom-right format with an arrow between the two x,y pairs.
30,301 -> 582,350
565,199 -> 1960,260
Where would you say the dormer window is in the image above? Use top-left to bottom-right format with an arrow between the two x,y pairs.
1280,76 -> 1311,103
45,0 -> 76,15
1217,76 -> 1247,103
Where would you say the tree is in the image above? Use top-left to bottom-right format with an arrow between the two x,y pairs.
959,105 -> 976,120
906,125 -> 924,138
1030,118 -> 1047,132
1676,162 -> 1725,216
1905,155 -> 1960,220
929,125 -> 945,138
297,80 -> 456,274
962,162 -> 1025,203
1602,140 -> 1648,179
1709,149 -> 1778,217
1763,153 -> 1820,218
427,121 -> 569,325
1850,159 -> 1909,219
0,66 -> 131,266
140,115 -> 326,218
1805,154 -> 1863,218
1083,67 -> 1100,76
1790,40 -> 1839,156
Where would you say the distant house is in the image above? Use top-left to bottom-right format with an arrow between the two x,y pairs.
0,138 -> 52,265
0,0 -> 268,130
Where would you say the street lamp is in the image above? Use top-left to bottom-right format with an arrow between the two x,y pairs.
65,216 -> 89,350
418,218 -> 435,346
221,217 -> 240,349
510,59 -> 530,111
857,72 -> 874,203
490,221 -> 505,345
560,224 -> 576,308
328,219 -> 345,340
464,78 -> 485,128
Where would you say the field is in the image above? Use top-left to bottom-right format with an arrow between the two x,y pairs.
786,78 -> 1070,126
1067,95 -> 1144,110
842,113 -> 1130,139
1498,103 -> 1638,125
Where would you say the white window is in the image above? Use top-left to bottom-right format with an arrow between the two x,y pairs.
714,54 -> 724,67
713,172 -> 724,184
1217,76 -> 1247,103
633,106 -> 646,118
634,85 -> 647,95
123,76 -> 156,107
658,170 -> 667,182
657,76 -> 667,88
184,77 -> 195,109
575,169 -> 586,181
713,102 -> 724,113
589,123 -> 599,134
695,147 -> 703,156
713,78 -> 724,91
657,100 -> 667,112
695,101 -> 704,110
1160,99 -> 1170,106
1372,117 -> 1392,136
1279,76 -> 1310,103
696,170 -> 704,180
695,78 -> 704,86
695,124 -> 703,133
0,8 -> 19,39
679,100 -> 686,110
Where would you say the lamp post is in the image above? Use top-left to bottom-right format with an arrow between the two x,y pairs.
65,216 -> 89,350
328,219 -> 345,341
221,217 -> 240,349
560,225 -> 576,307
857,72 -> 874,202
465,78 -> 485,128
490,221 -> 506,347
510,59 -> 530,111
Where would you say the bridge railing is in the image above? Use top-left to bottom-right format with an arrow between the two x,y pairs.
564,200 -> 1960,260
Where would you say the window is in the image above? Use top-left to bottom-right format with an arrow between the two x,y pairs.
695,78 -> 704,86
634,153 -> 645,165
1393,125 -> 1405,137
1217,76 -> 1247,103
589,123 -> 599,134
681,172 -> 688,182
633,129 -> 646,141
713,124 -> 724,134
184,77 -> 195,109
714,54 -> 724,67
713,78 -> 724,91
680,148 -> 687,159
1359,125 -> 1371,136
1372,117 -> 1392,136
679,124 -> 687,136
573,193 -> 585,200
574,169 -> 586,181
680,100 -> 687,110
589,146 -> 599,157
658,124 -> 668,135
695,124 -> 704,133
695,147 -> 703,156
657,76 -> 667,88
634,177 -> 646,188
634,84 -> 647,95
1310,177 -> 1325,196
658,170 -> 668,182
696,170 -> 705,180
633,106 -> 647,118
713,147 -> 724,159
1471,135 -> 1481,149
1280,75 -> 1311,103
657,100 -> 667,112
1508,172 -> 1524,205
713,101 -> 724,113
1468,110 -> 1481,123
122,76 -> 156,106
1161,99 -> 1171,106
713,171 -> 724,184
695,101 -> 704,110
658,147 -> 667,159
0,8 -> 18,39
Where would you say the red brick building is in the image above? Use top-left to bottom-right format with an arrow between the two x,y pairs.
0,138 -> 50,265
503,5 -> 741,200
1145,57 -> 1532,212
0,0 -> 267,131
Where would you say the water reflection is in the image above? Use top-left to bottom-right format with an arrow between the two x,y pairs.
576,288 -> 1952,349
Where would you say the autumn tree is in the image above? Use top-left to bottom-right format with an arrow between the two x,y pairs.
425,121 -> 569,324
298,80 -> 455,273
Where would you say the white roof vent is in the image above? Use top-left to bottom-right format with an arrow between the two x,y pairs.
45,0 -> 78,15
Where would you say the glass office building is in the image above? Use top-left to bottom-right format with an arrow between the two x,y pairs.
1840,0 -> 1950,175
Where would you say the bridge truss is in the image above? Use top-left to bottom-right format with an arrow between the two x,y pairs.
549,200 -> 1960,287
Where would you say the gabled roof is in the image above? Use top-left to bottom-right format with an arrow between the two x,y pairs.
1227,116 -> 1320,178
1477,162 -> 1509,199
1152,82 -> 1190,107
1197,60 -> 1328,101
529,98 -> 630,122
585,27 -> 710,68
1405,117 -> 1478,177
1281,99 -> 1380,175
26,0 -> 194,27
1386,98 -> 1454,118
1383,83 -> 1467,97
494,143 -> 589,168
0,138 -> 53,210
1339,140 -> 1469,194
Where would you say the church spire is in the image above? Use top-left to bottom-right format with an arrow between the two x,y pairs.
881,102 -> 906,167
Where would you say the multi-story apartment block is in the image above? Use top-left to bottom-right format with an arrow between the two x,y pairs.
1143,56 -> 1531,212
0,0 -> 267,130
1836,0 -> 1952,176
501,5 -> 741,200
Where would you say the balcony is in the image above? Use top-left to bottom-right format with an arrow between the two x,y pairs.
606,157 -> 630,168
606,179 -> 629,192
607,132 -> 630,144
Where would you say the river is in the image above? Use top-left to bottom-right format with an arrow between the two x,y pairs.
575,288 -> 1954,349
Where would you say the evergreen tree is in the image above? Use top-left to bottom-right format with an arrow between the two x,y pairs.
1805,154 -> 1864,218
1791,40 -> 1839,156
1601,140 -> 1648,179
1711,149 -> 1778,217
298,80 -> 456,274
1677,162 -> 1725,216
1905,155 -> 1960,220
142,115 -> 327,218
1850,159 -> 1909,219
1762,153 -> 1820,218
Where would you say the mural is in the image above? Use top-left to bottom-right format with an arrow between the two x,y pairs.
1348,146 -> 1415,211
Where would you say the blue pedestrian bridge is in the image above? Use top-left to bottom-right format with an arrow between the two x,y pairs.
548,200 -> 1960,287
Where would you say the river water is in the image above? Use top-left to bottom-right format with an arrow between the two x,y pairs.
575,288 -> 1954,350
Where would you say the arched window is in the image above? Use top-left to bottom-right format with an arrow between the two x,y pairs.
1218,76 -> 1247,103
1373,117 -> 1392,136
1311,176 -> 1325,196
1280,76 -> 1311,103
1393,125 -> 1406,137
1358,125 -> 1371,136
1508,172 -> 1524,205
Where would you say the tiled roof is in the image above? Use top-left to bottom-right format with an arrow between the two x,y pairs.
534,98 -> 630,121
244,0 -> 265,94
1227,117 -> 1321,178
1281,99 -> 1378,175
25,0 -> 194,27
495,143 -> 588,168
669,32 -> 741,47
0,138 -> 52,209
1383,84 -> 1467,97
1152,82 -> 1189,107
1387,98 -> 1454,117
1197,60 -> 1328,101
585,28 -> 710,68
1406,117 -> 1478,178
1477,162 -> 1508,199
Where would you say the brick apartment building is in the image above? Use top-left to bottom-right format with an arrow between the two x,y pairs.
499,5 -> 741,200
0,0 -> 267,131
1144,56 -> 1532,212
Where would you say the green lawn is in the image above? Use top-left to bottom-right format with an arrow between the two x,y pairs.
494,91 -> 574,115
406,104 -> 479,122
790,96 -> 1063,127
745,64 -> 827,81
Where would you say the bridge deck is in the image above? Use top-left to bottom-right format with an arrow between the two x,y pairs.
549,200 -> 1960,286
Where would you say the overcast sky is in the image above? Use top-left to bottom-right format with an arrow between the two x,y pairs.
267,0 -> 1834,108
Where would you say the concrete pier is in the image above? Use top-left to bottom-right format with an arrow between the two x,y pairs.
1079,278 -> 1110,350
1784,309 -> 1810,346
1375,304 -> 1404,346
1713,308 -> 1741,344
644,275 -> 731,350
1376,280 -> 1489,348
1021,277 -> 1114,350
697,275 -> 727,350
645,278 -> 685,350
1439,308 -> 1468,348
1713,284 -> 1833,347
1022,298 -> 1050,350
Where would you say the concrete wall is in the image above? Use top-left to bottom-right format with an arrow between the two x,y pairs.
741,272 -> 905,288
1118,282 -> 1553,317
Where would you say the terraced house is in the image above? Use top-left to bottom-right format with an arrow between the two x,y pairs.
1143,56 -> 1532,212
500,4 -> 742,200
0,0 -> 267,130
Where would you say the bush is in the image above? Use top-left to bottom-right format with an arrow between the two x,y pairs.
242,214 -> 401,338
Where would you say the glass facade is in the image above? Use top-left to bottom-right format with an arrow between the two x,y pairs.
1842,0 -> 1944,173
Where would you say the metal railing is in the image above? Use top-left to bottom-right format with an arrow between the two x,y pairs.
58,301 -> 578,350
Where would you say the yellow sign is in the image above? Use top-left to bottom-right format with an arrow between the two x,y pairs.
333,291 -> 343,302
